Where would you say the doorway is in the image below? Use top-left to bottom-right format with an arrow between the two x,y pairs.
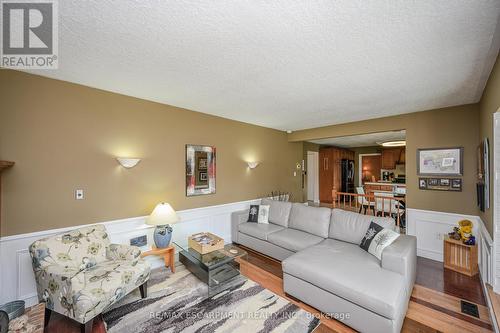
307,151 -> 319,203
359,153 -> 382,184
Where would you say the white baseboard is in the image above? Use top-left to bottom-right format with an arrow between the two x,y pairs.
0,198 -> 259,306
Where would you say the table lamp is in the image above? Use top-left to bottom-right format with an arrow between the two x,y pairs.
146,202 -> 179,248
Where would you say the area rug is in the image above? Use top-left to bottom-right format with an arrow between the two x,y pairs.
103,264 -> 320,333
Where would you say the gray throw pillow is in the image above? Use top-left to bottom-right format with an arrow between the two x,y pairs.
248,205 -> 270,224
360,221 -> 399,260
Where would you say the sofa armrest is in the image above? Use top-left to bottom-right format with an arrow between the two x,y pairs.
381,234 -> 417,295
231,209 -> 249,243
106,243 -> 141,264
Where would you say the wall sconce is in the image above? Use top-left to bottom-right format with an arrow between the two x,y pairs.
247,161 -> 260,169
116,157 -> 141,168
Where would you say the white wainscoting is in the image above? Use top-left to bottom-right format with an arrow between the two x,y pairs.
407,208 -> 494,285
0,199 -> 258,306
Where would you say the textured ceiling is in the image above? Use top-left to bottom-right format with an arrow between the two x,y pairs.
308,130 -> 406,148
27,1 -> 500,131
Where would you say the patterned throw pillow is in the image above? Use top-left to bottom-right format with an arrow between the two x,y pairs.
360,221 -> 399,260
248,205 -> 270,224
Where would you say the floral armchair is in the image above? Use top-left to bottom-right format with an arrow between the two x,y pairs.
29,224 -> 150,333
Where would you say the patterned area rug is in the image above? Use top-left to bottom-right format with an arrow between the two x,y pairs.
103,264 -> 320,333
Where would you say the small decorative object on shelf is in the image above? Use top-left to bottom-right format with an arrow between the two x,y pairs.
188,232 -> 224,254
0,310 -> 8,333
0,300 -> 25,320
267,191 -> 291,201
447,219 -> 475,245
448,227 -> 462,240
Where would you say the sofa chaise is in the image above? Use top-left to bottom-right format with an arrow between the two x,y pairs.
231,199 -> 416,333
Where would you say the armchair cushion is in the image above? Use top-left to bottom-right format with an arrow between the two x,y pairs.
69,260 -> 150,323
106,244 -> 141,264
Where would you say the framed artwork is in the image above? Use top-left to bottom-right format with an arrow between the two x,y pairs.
186,145 -> 216,196
417,147 -> 463,176
419,177 -> 461,191
477,138 -> 490,211
439,179 -> 450,186
427,178 -> 439,186
451,179 -> 462,189
419,178 -> 427,190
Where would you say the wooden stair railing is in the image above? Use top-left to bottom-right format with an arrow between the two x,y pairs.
331,189 -> 404,227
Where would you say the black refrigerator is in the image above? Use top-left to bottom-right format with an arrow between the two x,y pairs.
341,159 -> 355,194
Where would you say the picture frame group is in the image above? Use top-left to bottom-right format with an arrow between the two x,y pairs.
419,177 -> 462,191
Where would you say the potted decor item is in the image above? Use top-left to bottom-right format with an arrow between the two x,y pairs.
146,202 -> 180,248
458,220 -> 474,245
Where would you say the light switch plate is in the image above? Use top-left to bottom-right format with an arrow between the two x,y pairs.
75,189 -> 84,200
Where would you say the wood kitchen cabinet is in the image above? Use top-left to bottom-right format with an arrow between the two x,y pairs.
319,147 -> 354,202
381,148 -> 405,169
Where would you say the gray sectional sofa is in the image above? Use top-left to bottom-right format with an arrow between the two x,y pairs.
231,198 -> 416,333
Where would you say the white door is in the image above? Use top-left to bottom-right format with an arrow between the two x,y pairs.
307,151 -> 319,203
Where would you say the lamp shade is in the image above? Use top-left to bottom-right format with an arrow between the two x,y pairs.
146,202 -> 179,226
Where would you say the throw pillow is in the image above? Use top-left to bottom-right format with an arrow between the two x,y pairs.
248,205 -> 270,224
360,221 -> 399,260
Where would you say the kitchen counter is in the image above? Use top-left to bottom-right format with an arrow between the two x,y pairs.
364,182 -> 406,187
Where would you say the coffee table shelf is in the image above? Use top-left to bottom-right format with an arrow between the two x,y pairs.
173,242 -> 247,297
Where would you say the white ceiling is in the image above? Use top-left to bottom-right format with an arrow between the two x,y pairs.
27,1 -> 500,131
308,130 -> 406,148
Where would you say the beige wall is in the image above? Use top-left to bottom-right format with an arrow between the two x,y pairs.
479,55 -> 500,235
0,70 -> 303,236
289,104 -> 480,219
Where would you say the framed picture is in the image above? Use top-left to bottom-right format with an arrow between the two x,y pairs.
417,147 -> 463,176
451,179 -> 462,189
428,178 -> 439,186
439,178 -> 450,186
420,177 -> 462,191
186,144 -> 216,196
419,178 -> 427,189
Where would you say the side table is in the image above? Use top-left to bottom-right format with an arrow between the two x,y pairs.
443,236 -> 478,276
141,245 -> 175,273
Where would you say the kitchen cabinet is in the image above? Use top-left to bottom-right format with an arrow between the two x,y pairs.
319,147 -> 354,202
381,148 -> 405,169
399,148 -> 406,164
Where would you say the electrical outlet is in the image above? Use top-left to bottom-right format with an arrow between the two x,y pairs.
75,189 -> 84,200
130,235 -> 147,247
436,232 -> 446,240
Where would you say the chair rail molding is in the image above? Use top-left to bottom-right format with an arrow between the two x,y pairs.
0,198 -> 259,306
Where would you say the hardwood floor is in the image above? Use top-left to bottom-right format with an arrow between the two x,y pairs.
236,245 -> 494,333
45,247 -> 494,333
